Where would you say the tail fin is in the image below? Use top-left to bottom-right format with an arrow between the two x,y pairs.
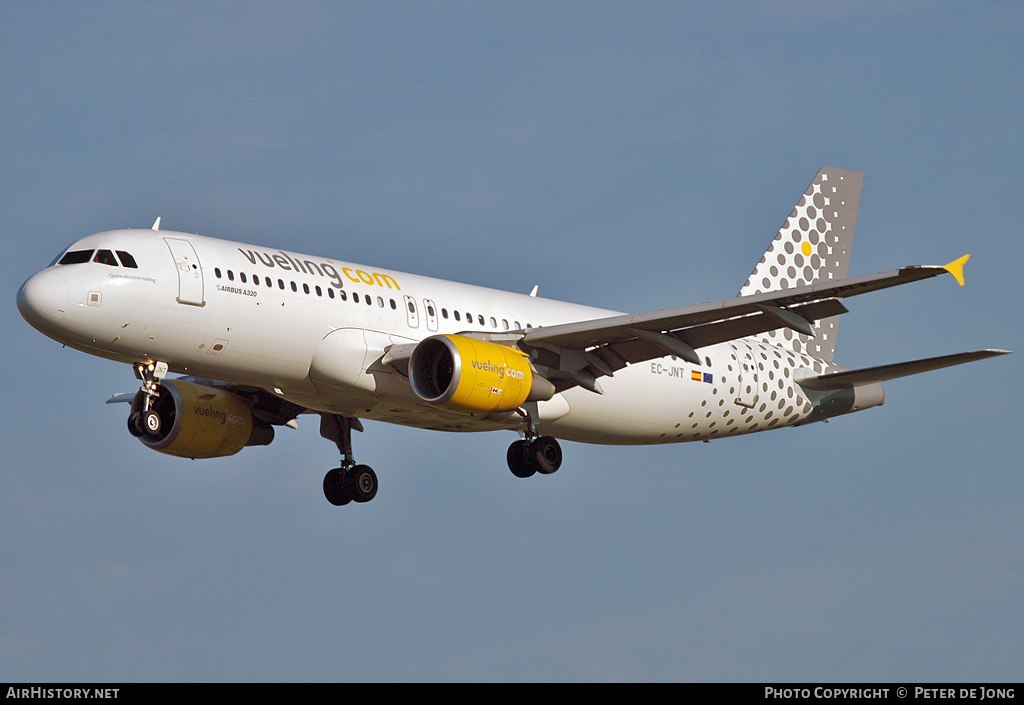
738,166 -> 864,362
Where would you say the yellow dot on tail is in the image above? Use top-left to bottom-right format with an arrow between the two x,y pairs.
801,241 -> 812,256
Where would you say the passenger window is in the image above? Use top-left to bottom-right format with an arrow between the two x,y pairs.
227,270 -> 235,281
240,273 -> 247,283
478,315 -> 484,325
93,249 -> 118,267
328,288 -> 335,299
116,251 -> 138,268
58,250 -> 94,265
302,283 -> 309,294
290,281 -> 297,292
215,268 -> 222,278
278,279 -> 285,289
353,293 -> 360,303
454,311 -> 461,322
315,285 -> 322,297
502,319 -> 509,330
390,299 -> 397,310
489,317 -> 496,328
377,296 -> 384,308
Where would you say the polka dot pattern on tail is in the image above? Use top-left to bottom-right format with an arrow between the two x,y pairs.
738,167 -> 864,362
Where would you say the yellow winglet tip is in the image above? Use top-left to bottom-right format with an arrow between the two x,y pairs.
943,254 -> 970,286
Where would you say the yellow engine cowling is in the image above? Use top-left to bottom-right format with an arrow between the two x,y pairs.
137,379 -> 266,459
409,334 -> 554,414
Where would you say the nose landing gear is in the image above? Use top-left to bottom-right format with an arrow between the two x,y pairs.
127,361 -> 169,438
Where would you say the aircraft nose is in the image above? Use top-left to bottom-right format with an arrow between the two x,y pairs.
17,269 -> 69,331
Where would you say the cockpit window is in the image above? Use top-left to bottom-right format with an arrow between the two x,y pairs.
116,251 -> 138,268
57,250 -> 94,265
93,249 -> 119,266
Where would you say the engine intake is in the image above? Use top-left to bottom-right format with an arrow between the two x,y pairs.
133,379 -> 272,459
409,335 -> 554,413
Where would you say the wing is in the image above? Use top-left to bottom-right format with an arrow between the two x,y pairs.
512,256 -> 972,394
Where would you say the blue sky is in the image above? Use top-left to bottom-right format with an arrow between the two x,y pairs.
2,2 -> 1022,682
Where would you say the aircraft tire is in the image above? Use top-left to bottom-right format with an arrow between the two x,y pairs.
531,436 -> 562,475
128,412 -> 146,437
323,468 -> 352,506
507,440 -> 536,478
348,465 -> 378,503
142,409 -> 162,436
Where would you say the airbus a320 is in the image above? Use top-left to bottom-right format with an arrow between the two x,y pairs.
17,167 -> 1010,506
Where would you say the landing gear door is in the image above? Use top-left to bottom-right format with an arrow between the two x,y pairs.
164,238 -> 205,307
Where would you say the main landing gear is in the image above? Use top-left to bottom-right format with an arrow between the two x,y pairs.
317,409 -> 562,505
320,415 -> 378,506
506,404 -> 563,478
507,435 -> 563,478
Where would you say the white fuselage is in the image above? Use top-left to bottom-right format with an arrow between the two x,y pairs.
19,228 -> 839,445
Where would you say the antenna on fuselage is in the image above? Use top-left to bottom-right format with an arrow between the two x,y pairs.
529,285 -> 538,297
151,217 -> 162,231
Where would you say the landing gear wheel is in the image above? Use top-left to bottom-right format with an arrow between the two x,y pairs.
142,409 -> 162,436
323,468 -> 352,506
531,436 -> 562,475
348,465 -> 378,503
128,411 -> 145,437
321,415 -> 378,506
127,361 -> 168,441
507,437 -> 562,477
507,439 -> 536,478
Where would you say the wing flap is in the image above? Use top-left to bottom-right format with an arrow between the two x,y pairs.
595,298 -> 848,367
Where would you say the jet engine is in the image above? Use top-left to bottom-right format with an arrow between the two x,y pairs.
129,378 -> 274,459
409,334 -> 555,414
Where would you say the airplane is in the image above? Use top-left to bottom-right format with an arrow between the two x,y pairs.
17,166 -> 1010,506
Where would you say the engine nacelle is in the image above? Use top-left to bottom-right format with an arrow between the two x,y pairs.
409,334 -> 554,414
133,379 -> 272,459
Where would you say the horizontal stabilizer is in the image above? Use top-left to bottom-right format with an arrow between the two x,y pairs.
798,349 -> 1012,391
